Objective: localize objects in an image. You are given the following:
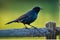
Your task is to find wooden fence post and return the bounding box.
[46,22,56,39]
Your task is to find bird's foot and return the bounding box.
[32,26,37,29]
[32,26,41,34]
[24,27,29,29]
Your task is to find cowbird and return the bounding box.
[5,7,42,28]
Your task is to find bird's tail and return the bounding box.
[5,20,15,25]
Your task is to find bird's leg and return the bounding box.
[29,24,37,29]
[24,24,28,29]
[29,24,42,36]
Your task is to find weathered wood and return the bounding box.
[0,22,60,40]
[56,27,60,39]
[0,28,50,37]
[46,22,56,39]
[55,27,60,35]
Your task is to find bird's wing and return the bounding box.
[16,10,34,22]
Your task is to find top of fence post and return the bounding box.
[46,22,56,31]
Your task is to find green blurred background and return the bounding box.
[0,0,59,30]
[0,0,60,40]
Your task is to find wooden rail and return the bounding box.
[0,22,60,40]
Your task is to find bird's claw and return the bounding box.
[24,27,29,29]
[32,26,37,29]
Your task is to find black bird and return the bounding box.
[5,7,42,28]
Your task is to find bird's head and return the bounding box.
[33,7,42,13]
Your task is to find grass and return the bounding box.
[0,37,46,40]
[0,36,60,40]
